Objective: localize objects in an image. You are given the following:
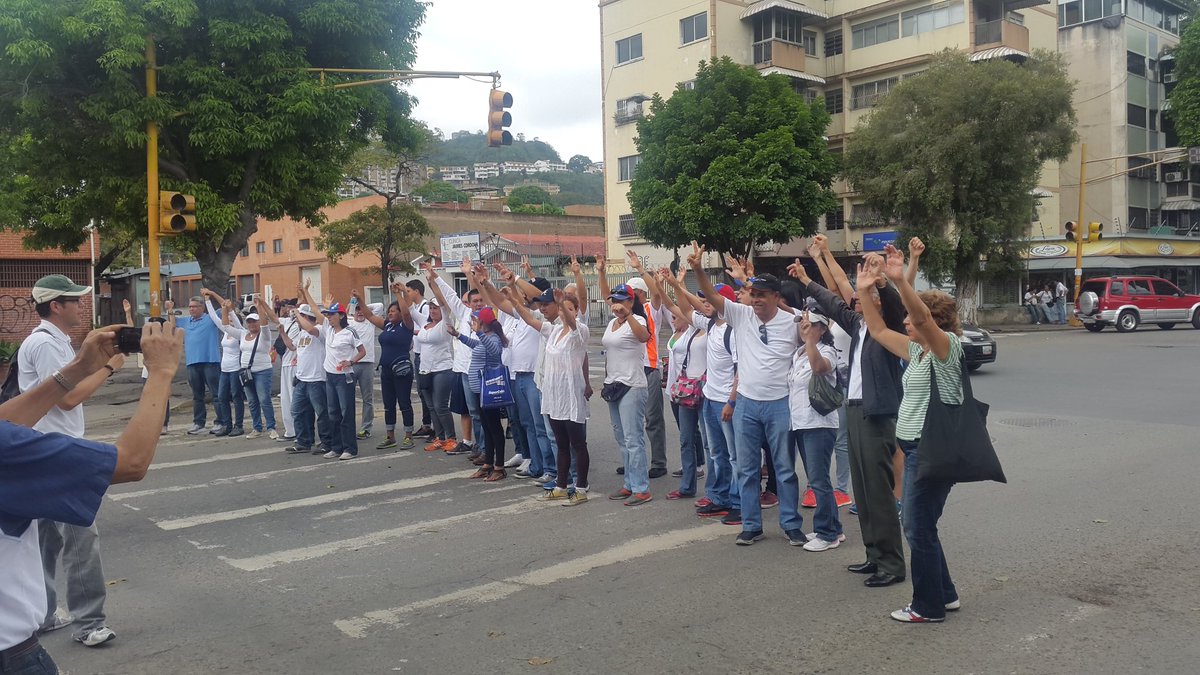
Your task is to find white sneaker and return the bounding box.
[802,536,841,552]
[186,424,205,435]
[504,453,524,468]
[323,451,339,459]
[268,429,279,440]
[39,611,73,634]
[518,459,531,473]
[804,532,848,543]
[75,626,116,647]
[246,430,261,439]
[535,473,554,482]
[945,599,961,611]
[338,452,355,460]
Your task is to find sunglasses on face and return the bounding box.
[758,324,768,345]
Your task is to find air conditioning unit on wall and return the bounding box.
[1165,171,1186,183]
[1163,72,1178,84]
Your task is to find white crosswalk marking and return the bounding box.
[154,469,475,530]
[150,447,283,470]
[333,524,727,638]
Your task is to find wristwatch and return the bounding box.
[103,364,116,375]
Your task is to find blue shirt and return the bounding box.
[378,321,414,368]
[183,305,223,365]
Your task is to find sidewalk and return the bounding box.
[981,322,1079,333]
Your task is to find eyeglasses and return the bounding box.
[758,324,768,345]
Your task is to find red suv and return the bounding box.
[1075,276,1200,332]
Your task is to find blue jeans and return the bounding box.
[795,428,842,542]
[325,375,358,455]
[292,379,331,451]
[701,397,739,509]
[514,373,553,473]
[0,643,58,674]
[217,370,245,430]
[243,369,276,432]
[187,362,220,427]
[899,439,958,619]
[733,396,801,534]
[671,402,704,495]
[461,373,485,452]
[608,386,649,494]
[506,380,529,460]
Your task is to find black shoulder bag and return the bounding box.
[915,357,1006,484]
[239,330,262,385]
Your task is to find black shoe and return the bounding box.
[734,530,765,546]
[648,467,667,479]
[720,509,742,526]
[864,572,906,588]
[284,446,308,454]
[847,561,878,574]
[696,503,729,518]
[505,426,513,439]
[671,468,684,477]
[310,447,326,455]
[228,427,244,437]
[616,466,625,475]
[414,426,435,439]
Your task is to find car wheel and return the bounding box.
[1193,308,1200,329]
[1158,323,1176,330]
[1116,310,1139,333]
[1084,323,1105,333]
[967,363,982,372]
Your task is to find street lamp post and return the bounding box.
[146,38,162,318]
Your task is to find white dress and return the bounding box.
[538,321,589,424]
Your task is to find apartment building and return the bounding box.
[474,162,501,180]
[600,0,1061,271]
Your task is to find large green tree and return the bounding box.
[412,181,469,204]
[1167,17,1200,145]
[842,50,1076,321]
[627,57,838,259]
[0,0,426,290]
[316,204,433,293]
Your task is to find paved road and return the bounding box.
[45,328,1200,674]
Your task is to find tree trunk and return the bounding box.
[93,244,130,278]
[196,208,259,298]
[955,275,980,326]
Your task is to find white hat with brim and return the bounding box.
[245,313,260,322]
[298,303,317,318]
[32,274,91,304]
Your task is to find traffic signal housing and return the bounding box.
[1064,221,1077,242]
[159,191,196,235]
[487,89,513,148]
[1087,222,1103,242]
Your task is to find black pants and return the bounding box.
[549,419,588,490]
[481,407,505,466]
[762,441,778,494]
[379,362,414,431]
[415,353,431,426]
[846,406,905,577]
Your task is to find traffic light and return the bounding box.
[1064,221,1077,242]
[1087,222,1103,242]
[159,191,196,235]
[487,89,513,148]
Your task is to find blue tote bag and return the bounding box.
[479,365,514,409]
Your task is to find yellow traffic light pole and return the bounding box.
[146,38,162,318]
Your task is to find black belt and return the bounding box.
[0,635,40,663]
[846,399,863,406]
[644,366,658,374]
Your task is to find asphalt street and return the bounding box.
[43,327,1200,675]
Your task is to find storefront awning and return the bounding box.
[1027,255,1200,270]
[741,0,828,20]
[1161,199,1200,211]
[970,47,1029,62]
[758,66,826,84]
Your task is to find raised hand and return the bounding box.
[324,294,334,309]
[569,255,581,274]
[553,288,565,305]
[122,298,132,314]
[420,261,436,281]
[460,259,472,277]
[813,234,829,252]
[856,258,882,291]
[625,249,643,273]
[351,289,361,301]
[675,265,688,285]
[787,258,811,283]
[882,244,905,282]
[296,281,305,294]
[686,241,704,269]
[740,256,756,278]
[389,281,404,296]
[799,311,818,344]
[908,236,926,258]
[725,256,748,284]
[596,254,606,272]
[520,256,534,278]
[304,278,312,290]
[655,267,671,284]
[806,240,822,259]
[499,286,514,299]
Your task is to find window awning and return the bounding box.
[1161,199,1200,211]
[741,0,828,20]
[970,47,1029,62]
[1003,0,1051,11]
[758,66,826,85]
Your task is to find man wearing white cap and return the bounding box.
[18,274,124,647]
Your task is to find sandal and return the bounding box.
[485,468,507,482]
[468,466,491,479]
[472,456,488,466]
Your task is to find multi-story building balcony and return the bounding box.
[973,18,1029,57]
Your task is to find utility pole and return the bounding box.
[1069,143,1086,327]
[146,38,161,318]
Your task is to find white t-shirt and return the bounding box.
[720,302,800,402]
[293,325,326,382]
[501,309,541,373]
[692,312,737,401]
[788,342,840,430]
[223,326,274,372]
[0,525,45,650]
[436,278,475,374]
[602,314,648,388]
[279,317,301,368]
[16,321,83,437]
[847,325,867,400]
[665,325,708,395]
[414,320,453,372]
[538,321,589,423]
[321,324,364,374]
[410,300,430,354]
[347,317,378,364]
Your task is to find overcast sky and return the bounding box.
[406,0,604,162]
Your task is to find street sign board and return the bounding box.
[1189,146,1200,165]
[439,232,481,265]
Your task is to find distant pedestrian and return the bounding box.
[1054,280,1070,324]
[1037,284,1055,324]
[181,293,223,434]
[1023,285,1043,325]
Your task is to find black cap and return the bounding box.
[530,277,552,292]
[748,274,782,294]
[533,289,555,305]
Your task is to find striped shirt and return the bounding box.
[896,333,965,442]
[457,332,503,393]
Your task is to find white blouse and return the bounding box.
[538,321,589,424]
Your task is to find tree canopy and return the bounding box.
[0,0,426,290]
[317,204,433,292]
[412,181,469,204]
[1167,18,1200,146]
[507,185,554,208]
[842,50,1076,319]
[567,154,592,172]
[627,57,838,258]
[428,130,561,167]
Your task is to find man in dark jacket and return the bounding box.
[789,254,908,588]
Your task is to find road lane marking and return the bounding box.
[221,498,546,572]
[110,452,414,501]
[149,447,282,470]
[333,523,727,638]
[312,490,443,520]
[154,469,474,530]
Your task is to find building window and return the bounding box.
[825,30,843,56]
[615,97,643,125]
[901,1,965,37]
[680,79,696,91]
[255,241,265,254]
[1128,103,1147,128]
[1128,51,1146,77]
[680,12,707,45]
[851,14,899,50]
[272,239,283,254]
[802,29,818,57]
[616,34,643,65]
[825,90,844,114]
[1059,0,1123,27]
[851,77,898,110]
[240,245,249,257]
[298,239,311,251]
[825,207,846,231]
[617,155,641,182]
[618,214,638,238]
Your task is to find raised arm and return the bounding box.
[255,296,280,326]
[596,253,610,301]
[294,309,320,337]
[906,236,925,287]
[806,238,843,303]
[656,268,689,324]
[570,255,588,313]
[122,298,135,325]
[791,258,862,335]
[798,312,833,375]
[884,243,949,360]
[352,289,387,329]
[425,263,465,321]
[814,236,855,306]
[503,286,545,332]
[477,267,516,315]
[687,241,724,315]
[856,255,911,360]
[389,282,414,330]
[295,278,315,310]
